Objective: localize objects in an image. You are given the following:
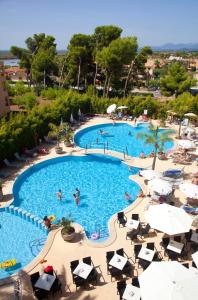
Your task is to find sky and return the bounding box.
[0,0,197,50]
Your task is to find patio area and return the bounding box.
[0,116,198,300]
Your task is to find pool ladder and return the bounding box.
[85,141,129,160]
[4,205,47,232]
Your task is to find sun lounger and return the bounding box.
[22,148,38,157]
[181,205,198,214]
[0,171,11,178]
[44,136,56,145]
[14,152,28,162]
[163,169,184,178]
[3,159,20,168]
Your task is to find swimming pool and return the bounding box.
[74,123,174,157]
[0,210,46,279]
[13,154,140,241]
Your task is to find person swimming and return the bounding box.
[98,129,108,135]
[128,131,132,136]
[57,189,62,200]
[139,151,145,159]
[43,216,51,229]
[73,193,80,206]
[124,192,131,201]
[75,188,80,197]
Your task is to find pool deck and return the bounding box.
[1,116,198,299]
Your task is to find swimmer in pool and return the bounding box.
[57,189,62,200]
[73,194,80,206]
[124,192,131,201]
[98,129,108,135]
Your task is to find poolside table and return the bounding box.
[73,262,93,279]
[35,274,56,291]
[191,232,198,243]
[189,266,198,276]
[109,253,127,270]
[126,219,140,230]
[192,251,198,268]
[167,240,184,254]
[138,247,155,262]
[123,284,141,300]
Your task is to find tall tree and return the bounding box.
[67,34,93,90]
[160,62,196,97]
[123,46,152,97]
[137,123,173,170]
[96,37,138,97]
[93,25,122,93]
[11,33,57,86]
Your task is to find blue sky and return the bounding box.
[0,0,197,49]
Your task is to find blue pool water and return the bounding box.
[13,154,140,241]
[0,210,46,279]
[74,123,174,157]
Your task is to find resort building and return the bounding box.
[0,62,10,116]
[4,66,27,82]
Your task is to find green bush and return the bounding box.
[0,88,197,162]
[12,92,37,109]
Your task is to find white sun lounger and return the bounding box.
[3,159,20,168]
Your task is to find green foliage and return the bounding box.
[0,87,197,163]
[169,92,198,117]
[7,81,31,96]
[137,123,174,169]
[40,87,58,99]
[59,217,75,235]
[94,25,123,50]
[11,33,57,86]
[160,62,196,96]
[12,92,37,109]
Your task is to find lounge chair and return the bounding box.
[51,278,62,297]
[14,152,28,162]
[181,205,198,215]
[132,277,140,288]
[0,171,11,178]
[44,136,57,145]
[117,212,127,227]
[22,148,38,157]
[163,168,184,178]
[3,159,20,168]
[117,280,126,300]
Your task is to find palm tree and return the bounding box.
[137,123,174,170]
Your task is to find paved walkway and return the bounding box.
[0,117,198,299]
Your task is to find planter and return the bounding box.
[61,228,75,241]
[64,141,72,147]
[55,146,63,154]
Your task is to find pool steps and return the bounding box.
[5,205,47,232]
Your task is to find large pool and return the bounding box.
[13,154,140,241]
[74,123,174,157]
[0,210,46,279]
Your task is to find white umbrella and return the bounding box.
[192,250,198,268]
[148,178,172,195]
[107,104,116,114]
[184,113,197,118]
[139,261,198,300]
[178,140,195,149]
[78,108,81,116]
[117,105,128,110]
[70,113,74,123]
[145,203,192,235]
[179,183,198,199]
[140,169,162,181]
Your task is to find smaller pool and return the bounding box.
[0,210,47,279]
[74,122,174,157]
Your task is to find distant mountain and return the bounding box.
[152,43,198,52]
